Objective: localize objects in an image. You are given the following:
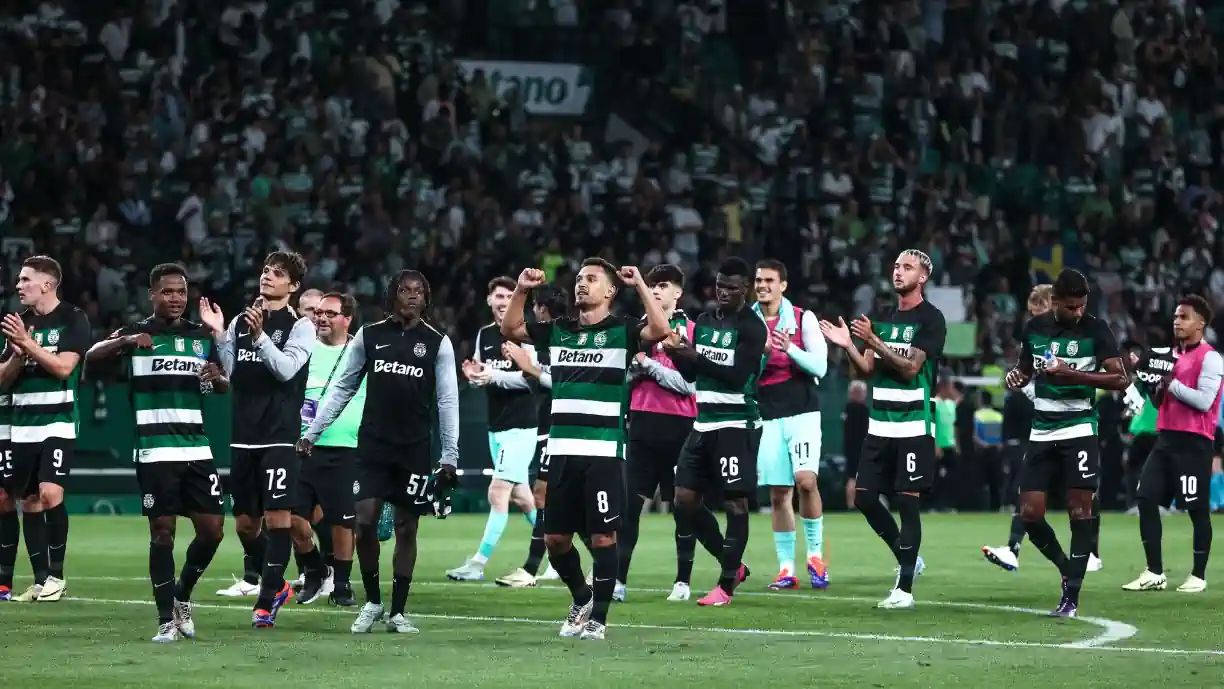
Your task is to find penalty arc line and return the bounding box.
[59,596,1218,656]
[69,576,1136,649]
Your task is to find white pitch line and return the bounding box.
[52,597,1221,656]
[65,576,1135,649]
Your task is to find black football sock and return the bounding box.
[617,495,645,584]
[360,567,381,605]
[894,494,923,593]
[0,510,18,588]
[856,492,901,561]
[22,511,48,585]
[293,549,308,579]
[549,542,591,605]
[238,529,266,586]
[333,556,353,586]
[356,529,381,604]
[1090,493,1101,558]
[1064,517,1094,604]
[44,503,68,579]
[590,544,617,624]
[1138,498,1163,574]
[149,539,176,625]
[673,508,697,584]
[254,528,290,611]
[299,546,326,586]
[522,507,547,576]
[1007,513,1026,555]
[390,575,412,617]
[1023,516,1068,575]
[176,535,221,603]
[313,521,334,564]
[693,504,726,558]
[716,510,749,593]
[1189,507,1212,579]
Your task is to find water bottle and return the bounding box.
[199,351,214,395]
[1041,350,1054,372]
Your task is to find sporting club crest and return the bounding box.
[413,342,427,358]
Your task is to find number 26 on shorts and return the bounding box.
[720,456,740,478]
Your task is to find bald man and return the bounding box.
[299,290,324,320]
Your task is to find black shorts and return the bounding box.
[533,434,551,482]
[1137,431,1214,509]
[544,455,626,536]
[1020,435,1099,493]
[230,445,301,516]
[627,417,692,502]
[7,438,74,499]
[675,426,761,498]
[138,460,225,518]
[295,446,357,527]
[855,434,936,494]
[355,441,433,515]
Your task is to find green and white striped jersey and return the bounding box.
[1019,312,1120,442]
[9,303,90,445]
[866,301,946,439]
[686,307,768,432]
[527,315,644,460]
[116,318,220,463]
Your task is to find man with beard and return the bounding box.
[668,257,768,607]
[1004,269,1128,617]
[500,259,671,640]
[982,285,1101,573]
[300,270,460,634]
[85,263,228,641]
[619,264,733,602]
[820,249,946,610]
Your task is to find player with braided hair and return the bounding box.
[300,269,459,634]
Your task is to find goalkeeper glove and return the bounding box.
[376,501,395,542]
[425,466,459,519]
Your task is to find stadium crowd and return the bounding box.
[3,0,1224,512]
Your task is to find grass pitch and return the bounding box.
[0,513,1220,688]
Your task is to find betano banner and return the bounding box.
[456,60,593,116]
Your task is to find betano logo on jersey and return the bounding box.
[373,359,424,377]
[236,349,263,363]
[150,358,204,374]
[556,349,604,365]
[486,358,515,370]
[696,345,731,363]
